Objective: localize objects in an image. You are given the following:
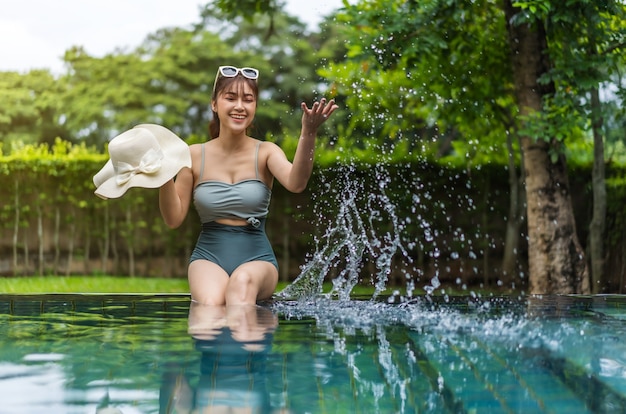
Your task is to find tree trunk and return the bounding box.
[84,228,91,275]
[66,208,75,276]
[482,178,490,287]
[36,200,44,275]
[620,230,626,294]
[12,179,19,276]
[53,205,60,276]
[503,0,589,294]
[501,131,524,282]
[589,86,606,293]
[101,204,110,273]
[281,195,290,282]
[23,232,30,273]
[126,205,135,277]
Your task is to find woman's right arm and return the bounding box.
[159,166,194,229]
[160,144,201,228]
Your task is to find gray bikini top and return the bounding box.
[193,142,271,227]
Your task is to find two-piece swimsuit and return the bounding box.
[189,141,278,275]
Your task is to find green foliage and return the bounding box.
[517,93,589,163]
[1,0,625,167]
[512,0,551,16]
[319,0,517,168]
[212,0,284,21]
[44,4,339,150]
[318,0,626,170]
[514,0,626,157]
[0,276,189,293]
[0,70,67,146]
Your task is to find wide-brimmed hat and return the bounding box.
[93,124,191,199]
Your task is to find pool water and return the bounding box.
[1,294,626,413]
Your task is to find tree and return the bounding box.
[61,47,158,147]
[0,70,67,146]
[514,0,626,292]
[502,1,589,293]
[315,0,618,293]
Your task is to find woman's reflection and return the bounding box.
[161,303,278,413]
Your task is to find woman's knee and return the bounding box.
[230,268,254,286]
[225,262,278,304]
[230,264,277,289]
[188,260,229,305]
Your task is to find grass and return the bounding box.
[0,276,387,297]
[0,276,303,295]
[0,276,190,294]
[0,276,509,297]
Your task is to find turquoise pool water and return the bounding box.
[1,293,626,413]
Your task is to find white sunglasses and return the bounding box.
[217,66,259,80]
[213,66,259,91]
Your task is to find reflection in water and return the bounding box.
[160,303,278,414]
[4,295,626,412]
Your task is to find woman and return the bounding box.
[159,66,338,306]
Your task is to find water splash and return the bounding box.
[276,153,483,301]
[277,164,409,300]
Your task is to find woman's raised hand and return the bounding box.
[301,98,339,134]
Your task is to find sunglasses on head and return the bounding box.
[217,66,259,80]
[213,66,259,92]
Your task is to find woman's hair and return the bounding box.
[209,75,259,139]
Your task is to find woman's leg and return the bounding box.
[225,261,279,306]
[188,260,230,305]
[187,302,227,339]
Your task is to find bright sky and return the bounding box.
[0,0,345,74]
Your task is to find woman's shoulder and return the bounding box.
[257,140,285,158]
[187,143,201,157]
[257,139,281,151]
[257,140,287,167]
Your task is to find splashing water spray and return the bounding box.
[277,164,411,301]
[275,151,481,302]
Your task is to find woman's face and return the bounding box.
[212,78,257,134]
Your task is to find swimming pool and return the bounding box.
[1,293,625,413]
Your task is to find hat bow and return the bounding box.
[114,148,164,186]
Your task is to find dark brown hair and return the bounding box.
[209,75,259,139]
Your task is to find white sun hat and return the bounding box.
[93,124,191,199]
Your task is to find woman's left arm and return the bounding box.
[268,98,338,193]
